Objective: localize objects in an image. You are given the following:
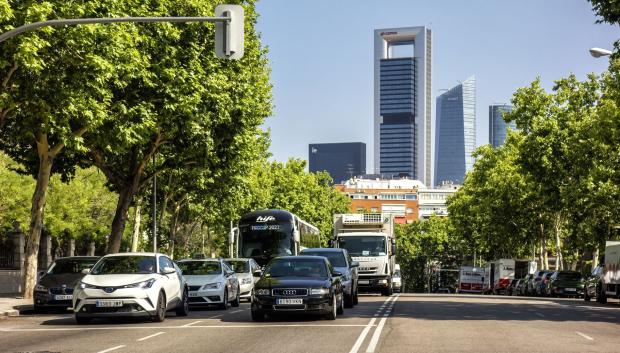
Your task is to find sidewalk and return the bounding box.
[0,294,32,318]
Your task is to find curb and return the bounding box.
[0,304,32,319]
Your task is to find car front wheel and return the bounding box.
[176,288,189,316]
[219,289,228,310]
[153,292,166,322]
[251,309,264,322]
[324,295,337,320]
[231,286,240,307]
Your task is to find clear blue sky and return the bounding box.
[255,0,617,170]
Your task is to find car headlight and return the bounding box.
[34,284,47,292]
[79,281,96,289]
[379,279,388,284]
[203,282,221,290]
[310,288,330,295]
[241,278,252,285]
[123,278,156,289]
[255,288,270,296]
[341,274,350,281]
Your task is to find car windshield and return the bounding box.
[301,251,347,267]
[339,236,386,256]
[265,259,327,278]
[90,256,156,275]
[178,261,221,275]
[394,270,401,278]
[48,259,98,274]
[225,260,250,273]
[556,272,582,280]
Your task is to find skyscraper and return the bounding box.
[434,76,476,186]
[308,143,366,184]
[489,104,515,148]
[374,27,432,185]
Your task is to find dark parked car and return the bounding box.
[251,256,344,321]
[517,275,532,296]
[536,272,554,296]
[33,256,99,312]
[530,270,552,296]
[506,279,520,296]
[300,248,359,308]
[584,266,604,302]
[546,271,584,297]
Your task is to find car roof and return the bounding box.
[273,255,327,261]
[224,258,251,261]
[301,248,344,253]
[178,258,221,262]
[54,256,99,261]
[102,252,163,257]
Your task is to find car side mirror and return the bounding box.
[350,261,359,268]
[253,270,263,277]
[226,270,235,277]
[332,271,343,277]
[162,266,176,275]
[391,244,397,255]
[81,268,90,275]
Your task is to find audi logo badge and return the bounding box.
[282,290,296,295]
[103,287,115,293]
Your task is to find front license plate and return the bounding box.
[358,280,369,285]
[565,288,576,292]
[188,292,201,297]
[96,300,123,308]
[277,298,303,305]
[54,295,72,300]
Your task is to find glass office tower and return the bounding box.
[374,27,432,184]
[434,76,476,186]
[489,104,515,148]
[308,142,366,184]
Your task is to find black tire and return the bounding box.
[337,294,344,315]
[219,289,229,310]
[324,295,337,320]
[251,309,264,322]
[176,288,189,316]
[344,293,354,309]
[596,284,607,304]
[153,292,166,322]
[75,313,91,324]
[353,289,359,305]
[584,290,591,302]
[231,287,240,308]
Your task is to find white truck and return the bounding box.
[458,266,484,293]
[483,259,533,294]
[599,241,620,303]
[332,213,396,296]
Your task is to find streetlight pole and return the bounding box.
[152,153,157,254]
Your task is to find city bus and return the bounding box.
[229,209,321,267]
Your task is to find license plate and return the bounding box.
[565,288,576,291]
[277,298,303,305]
[54,295,72,300]
[96,300,123,308]
[358,280,369,285]
[189,292,201,297]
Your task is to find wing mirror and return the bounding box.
[253,270,263,277]
[162,266,176,275]
[81,268,90,275]
[350,261,359,268]
[226,270,235,277]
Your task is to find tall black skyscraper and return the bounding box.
[308,143,366,184]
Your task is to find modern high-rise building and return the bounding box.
[308,142,366,184]
[434,76,476,186]
[374,26,432,186]
[489,104,515,148]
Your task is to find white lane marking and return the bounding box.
[348,318,377,353]
[0,324,372,332]
[535,312,545,317]
[366,295,399,353]
[207,314,224,319]
[137,331,165,341]
[349,295,398,353]
[182,320,202,327]
[97,345,126,353]
[231,310,244,314]
[576,331,594,341]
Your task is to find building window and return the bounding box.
[406,208,413,214]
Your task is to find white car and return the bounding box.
[177,258,240,309]
[225,258,261,301]
[73,253,189,324]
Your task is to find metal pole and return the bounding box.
[152,153,157,253]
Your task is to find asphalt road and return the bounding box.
[0,294,619,353]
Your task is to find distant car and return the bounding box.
[178,258,240,309]
[546,271,584,297]
[517,275,532,296]
[73,253,189,324]
[536,272,554,296]
[506,279,520,296]
[300,248,359,307]
[584,266,604,302]
[530,270,551,296]
[33,256,99,313]
[225,258,261,302]
[392,265,402,293]
[251,256,344,321]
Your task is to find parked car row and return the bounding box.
[504,270,585,298]
[33,247,360,323]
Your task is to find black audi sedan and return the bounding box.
[33,256,99,312]
[251,256,344,321]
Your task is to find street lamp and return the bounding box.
[589,47,613,58]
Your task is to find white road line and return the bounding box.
[97,345,126,353]
[576,331,594,341]
[348,318,377,353]
[366,295,399,353]
[0,324,372,332]
[208,314,224,319]
[231,310,244,313]
[535,312,545,317]
[182,320,203,327]
[137,331,165,341]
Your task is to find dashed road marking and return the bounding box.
[576,331,594,341]
[231,310,244,314]
[0,324,372,333]
[137,331,165,341]
[182,321,202,327]
[97,345,126,353]
[349,295,399,353]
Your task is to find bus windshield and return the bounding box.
[339,236,386,256]
[239,222,294,266]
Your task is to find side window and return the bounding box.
[158,256,167,272]
[326,260,334,275]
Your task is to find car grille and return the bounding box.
[49,287,74,295]
[189,285,202,291]
[272,288,308,296]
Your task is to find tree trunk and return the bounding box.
[593,248,599,269]
[553,213,563,270]
[22,152,53,299]
[108,180,140,253]
[131,197,142,252]
[538,223,547,270]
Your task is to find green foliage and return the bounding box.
[589,0,620,25]
[0,152,34,231]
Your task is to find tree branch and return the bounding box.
[49,125,88,157]
[90,149,125,186]
[2,62,18,89]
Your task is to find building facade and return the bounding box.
[374,27,432,186]
[434,76,476,186]
[418,182,459,219]
[309,143,366,184]
[489,104,515,148]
